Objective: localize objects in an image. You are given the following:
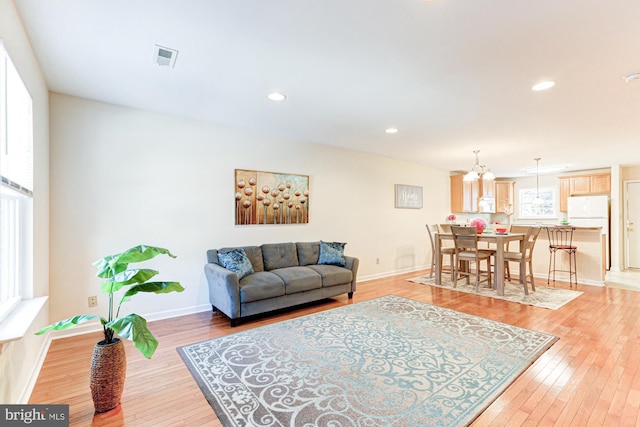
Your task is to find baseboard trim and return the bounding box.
[19,335,52,404]
[46,304,213,340]
[24,303,213,403]
[358,265,429,283]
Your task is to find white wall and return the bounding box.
[49,93,449,327]
[0,0,50,403]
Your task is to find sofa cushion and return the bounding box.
[271,267,322,294]
[218,246,264,272]
[318,241,347,267]
[217,248,254,280]
[296,242,320,266]
[307,265,353,287]
[262,242,299,270]
[239,271,285,303]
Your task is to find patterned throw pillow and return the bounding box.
[218,248,254,280]
[318,241,346,267]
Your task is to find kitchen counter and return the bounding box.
[527,226,606,285]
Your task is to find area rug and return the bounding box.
[177,295,558,426]
[408,275,582,310]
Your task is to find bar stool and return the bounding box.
[546,226,578,288]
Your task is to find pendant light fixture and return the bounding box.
[463,150,494,182]
[463,150,481,181]
[481,165,495,181]
[533,157,544,205]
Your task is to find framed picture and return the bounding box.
[395,184,423,209]
[235,169,310,225]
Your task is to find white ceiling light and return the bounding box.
[463,150,493,182]
[153,45,178,68]
[267,92,286,102]
[531,81,556,91]
[385,127,398,134]
[482,168,495,180]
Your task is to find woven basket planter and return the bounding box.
[90,338,126,413]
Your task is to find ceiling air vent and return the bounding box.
[153,45,178,68]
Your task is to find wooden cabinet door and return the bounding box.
[481,179,495,199]
[450,175,478,213]
[559,177,570,212]
[568,173,611,196]
[464,179,479,212]
[590,174,611,193]
[570,176,591,195]
[495,181,514,213]
[450,175,464,213]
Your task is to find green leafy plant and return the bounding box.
[36,245,184,359]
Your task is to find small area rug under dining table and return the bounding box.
[178,295,558,427]
[408,274,582,310]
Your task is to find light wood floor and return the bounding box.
[30,270,640,426]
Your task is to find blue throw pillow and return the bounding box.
[318,241,346,267]
[218,248,254,280]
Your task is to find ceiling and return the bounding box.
[13,0,640,178]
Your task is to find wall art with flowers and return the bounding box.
[235,169,309,225]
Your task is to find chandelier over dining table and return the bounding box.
[463,150,495,182]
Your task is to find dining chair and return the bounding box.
[426,224,455,280]
[450,226,493,291]
[443,222,495,260]
[546,226,578,288]
[503,226,541,295]
[439,223,452,233]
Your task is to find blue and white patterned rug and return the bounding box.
[178,295,558,426]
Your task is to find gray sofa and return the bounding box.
[205,241,359,326]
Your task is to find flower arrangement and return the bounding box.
[447,214,457,223]
[469,217,487,234]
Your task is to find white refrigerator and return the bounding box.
[567,195,610,268]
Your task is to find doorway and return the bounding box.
[625,180,640,269]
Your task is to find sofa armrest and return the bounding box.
[204,263,241,320]
[344,256,359,292]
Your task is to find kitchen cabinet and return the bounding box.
[450,175,496,213]
[558,172,610,212]
[560,173,611,196]
[570,176,591,195]
[589,174,611,193]
[450,174,478,213]
[495,181,514,213]
[481,179,495,199]
[568,173,610,195]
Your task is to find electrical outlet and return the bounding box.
[88,296,98,308]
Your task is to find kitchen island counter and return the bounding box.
[522,226,607,285]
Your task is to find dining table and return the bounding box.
[434,231,525,296]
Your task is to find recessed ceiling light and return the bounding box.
[385,127,399,134]
[532,81,556,91]
[267,92,286,102]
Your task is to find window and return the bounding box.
[519,187,555,218]
[0,41,33,323]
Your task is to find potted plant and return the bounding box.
[36,244,184,412]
